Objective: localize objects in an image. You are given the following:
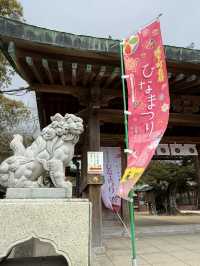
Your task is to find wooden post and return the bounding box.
[87,107,103,248]
[35,92,44,129]
[79,86,103,248]
[81,126,89,199]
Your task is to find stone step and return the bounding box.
[103,222,200,238]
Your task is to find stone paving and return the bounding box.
[93,213,200,266]
[95,233,200,266]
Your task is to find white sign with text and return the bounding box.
[87,151,104,174]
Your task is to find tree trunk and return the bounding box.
[194,154,200,209]
[166,183,179,215]
[187,191,192,205]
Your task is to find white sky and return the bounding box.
[9,0,200,107]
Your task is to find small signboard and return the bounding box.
[87,151,103,174]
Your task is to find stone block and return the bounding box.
[6,188,72,199]
[0,199,91,266]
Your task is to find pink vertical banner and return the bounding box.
[119,20,170,199]
[101,147,121,211]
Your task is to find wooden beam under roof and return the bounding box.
[16,45,120,67]
[170,94,200,103]
[72,63,77,86]
[31,83,122,100]
[104,67,120,88]
[95,66,106,83]
[83,64,92,87]
[168,72,173,79]
[185,86,200,95]
[175,73,185,82]
[186,74,197,83]
[169,74,188,90]
[97,109,200,127]
[167,61,200,75]
[173,77,200,92]
[100,134,200,145]
[42,58,54,84]
[26,56,43,84]
[57,61,65,86]
[170,113,200,126]
[162,136,200,144]
[7,42,32,83]
[170,73,185,86]
[32,81,200,108]
[32,83,81,97]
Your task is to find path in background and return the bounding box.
[103,212,200,238]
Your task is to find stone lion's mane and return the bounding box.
[42,113,83,142]
[24,113,84,160]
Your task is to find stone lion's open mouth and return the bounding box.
[62,133,79,142]
[63,133,74,139]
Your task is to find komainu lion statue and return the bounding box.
[0,113,84,189]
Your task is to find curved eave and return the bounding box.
[0,16,120,54]
[0,16,200,64]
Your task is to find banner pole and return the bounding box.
[119,41,128,150]
[119,41,137,266]
[128,189,137,266]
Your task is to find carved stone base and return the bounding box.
[0,199,91,266]
[6,187,72,199]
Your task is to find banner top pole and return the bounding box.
[125,13,164,40]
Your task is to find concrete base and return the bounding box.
[6,187,72,199]
[0,199,91,266]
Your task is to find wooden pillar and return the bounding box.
[80,86,103,248]
[88,107,103,248]
[81,126,89,199]
[35,92,44,129]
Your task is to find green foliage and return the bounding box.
[0,0,23,89]
[0,94,30,127]
[0,94,30,153]
[142,159,196,191]
[0,0,23,19]
[0,53,14,89]
[141,160,196,214]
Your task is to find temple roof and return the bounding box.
[0,16,200,98]
[0,16,200,145]
[0,16,200,64]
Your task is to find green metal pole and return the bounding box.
[119,41,128,150]
[119,40,137,266]
[128,189,137,266]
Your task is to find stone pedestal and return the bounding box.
[6,187,72,199]
[0,199,91,266]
